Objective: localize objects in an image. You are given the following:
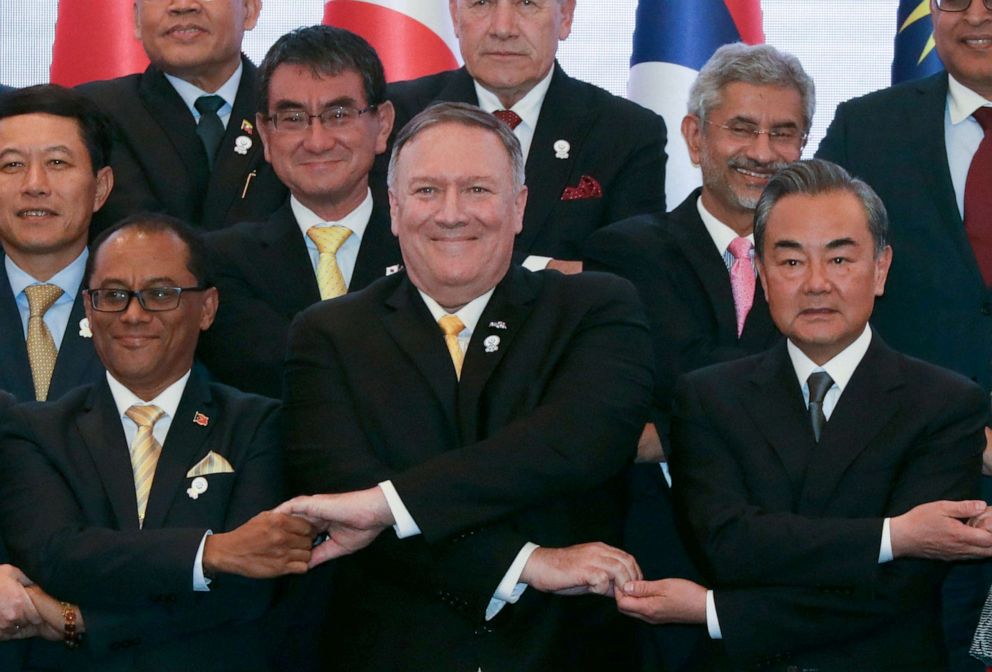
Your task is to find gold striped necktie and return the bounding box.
[24,283,64,401]
[438,315,466,380]
[307,225,352,300]
[125,404,165,528]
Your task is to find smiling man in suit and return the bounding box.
[198,25,401,398]
[78,0,286,236]
[383,0,666,273]
[0,214,313,671]
[0,85,112,402]
[277,102,652,671]
[616,160,991,670]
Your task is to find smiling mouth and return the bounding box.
[165,25,207,38]
[17,208,58,218]
[961,37,992,48]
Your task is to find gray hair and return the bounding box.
[688,42,815,133]
[387,101,525,190]
[753,159,889,259]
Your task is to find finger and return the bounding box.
[272,497,307,515]
[6,567,31,586]
[941,500,988,518]
[309,539,353,567]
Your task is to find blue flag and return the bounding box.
[892,0,944,84]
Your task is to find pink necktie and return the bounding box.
[965,107,992,286]
[728,237,755,337]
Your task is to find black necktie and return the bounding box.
[807,371,834,443]
[194,95,225,167]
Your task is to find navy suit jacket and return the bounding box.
[78,57,287,235]
[197,199,402,398]
[383,63,667,261]
[0,257,103,402]
[0,373,282,671]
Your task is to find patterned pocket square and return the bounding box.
[186,451,235,478]
[560,175,603,201]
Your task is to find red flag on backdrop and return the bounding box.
[50,0,149,87]
[323,0,460,83]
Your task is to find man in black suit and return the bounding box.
[78,0,286,236]
[816,3,992,667]
[383,0,666,273]
[616,160,991,670]
[0,214,313,671]
[276,102,652,671]
[584,42,812,671]
[0,86,13,95]
[0,85,111,402]
[198,25,401,398]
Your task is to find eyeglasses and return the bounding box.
[85,286,209,313]
[704,119,808,147]
[935,0,992,10]
[264,105,378,132]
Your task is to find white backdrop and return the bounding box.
[0,0,903,154]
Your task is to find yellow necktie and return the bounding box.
[125,404,165,528]
[24,284,64,401]
[438,315,465,380]
[307,225,353,300]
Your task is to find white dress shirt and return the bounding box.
[106,370,213,591]
[6,248,87,349]
[291,190,373,289]
[165,62,242,130]
[946,74,992,220]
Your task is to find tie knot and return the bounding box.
[975,107,992,132]
[307,225,352,255]
[126,404,165,428]
[727,237,753,261]
[807,371,834,405]
[493,109,522,130]
[195,95,225,116]
[24,284,63,317]
[438,314,465,338]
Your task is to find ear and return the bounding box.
[755,256,770,302]
[448,0,461,38]
[558,0,577,40]
[374,101,396,156]
[133,2,143,41]
[681,114,703,167]
[256,112,272,163]
[242,0,262,31]
[389,189,400,237]
[92,166,114,214]
[512,185,527,235]
[198,287,219,331]
[873,245,893,297]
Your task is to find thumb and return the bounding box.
[621,580,656,597]
[941,500,987,518]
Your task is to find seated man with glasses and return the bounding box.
[817,1,992,668]
[0,213,314,672]
[198,25,401,399]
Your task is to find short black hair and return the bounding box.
[85,212,213,288]
[257,25,387,114]
[0,84,113,172]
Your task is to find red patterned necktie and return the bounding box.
[965,107,992,286]
[493,109,522,130]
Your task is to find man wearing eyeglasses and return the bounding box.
[0,213,314,671]
[817,1,992,668]
[78,0,287,237]
[197,25,401,399]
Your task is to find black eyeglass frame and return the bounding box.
[263,105,379,131]
[84,286,210,313]
[934,0,992,11]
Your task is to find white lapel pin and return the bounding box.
[234,136,252,155]
[553,139,570,160]
[385,264,402,276]
[488,320,507,330]
[187,476,209,500]
[484,335,500,353]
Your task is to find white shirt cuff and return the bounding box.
[485,542,539,621]
[193,530,213,591]
[378,480,422,538]
[878,517,893,563]
[522,255,552,271]
[705,590,722,639]
[659,462,672,488]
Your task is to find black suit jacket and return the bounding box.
[283,266,652,672]
[0,85,13,95]
[197,199,402,398]
[384,63,667,260]
[0,258,104,402]
[0,390,24,672]
[0,373,282,671]
[78,56,287,235]
[816,72,992,394]
[670,336,986,670]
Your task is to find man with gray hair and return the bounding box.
[584,42,813,669]
[617,159,991,670]
[277,101,653,671]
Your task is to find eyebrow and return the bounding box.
[272,96,359,111]
[0,145,74,158]
[825,237,857,250]
[95,276,181,287]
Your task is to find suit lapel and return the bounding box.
[382,278,458,427]
[256,202,321,312]
[49,292,102,399]
[77,381,142,530]
[435,67,481,104]
[799,337,903,513]
[0,263,34,400]
[457,267,536,442]
[351,203,401,290]
[143,373,215,529]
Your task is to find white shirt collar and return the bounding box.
[697,195,754,256]
[947,73,992,125]
[165,62,242,120]
[5,248,87,299]
[787,325,872,394]
[473,66,554,131]
[418,287,496,338]
[291,189,373,243]
[107,370,191,422]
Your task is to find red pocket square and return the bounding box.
[560,175,603,201]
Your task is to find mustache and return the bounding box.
[727,156,791,173]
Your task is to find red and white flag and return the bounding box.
[50,0,149,87]
[323,0,461,83]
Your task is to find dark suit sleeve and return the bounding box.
[814,99,849,166]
